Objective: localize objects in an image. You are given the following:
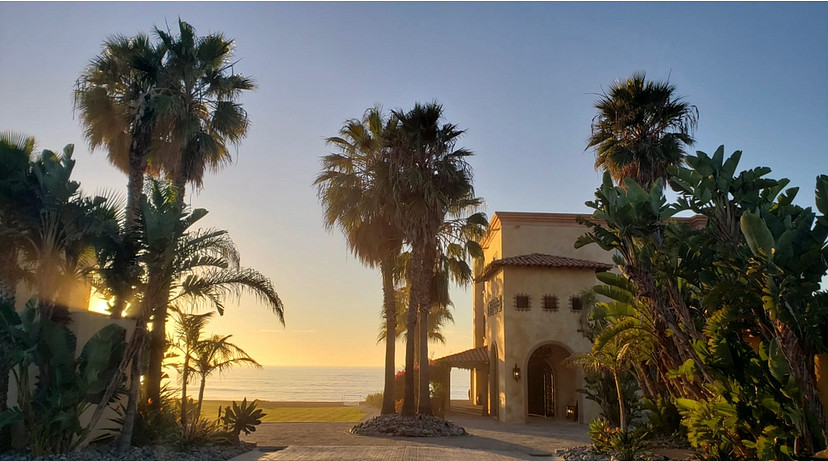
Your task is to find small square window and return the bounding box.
[570,296,583,311]
[542,295,558,311]
[515,295,531,311]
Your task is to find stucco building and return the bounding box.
[436,212,614,424]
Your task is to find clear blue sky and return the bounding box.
[1,2,826,366]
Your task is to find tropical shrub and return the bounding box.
[580,369,641,428]
[0,301,126,455]
[610,427,651,461]
[589,417,650,460]
[364,392,384,409]
[103,384,179,446]
[177,416,224,448]
[221,398,264,445]
[640,395,683,442]
[578,147,828,459]
[589,417,615,454]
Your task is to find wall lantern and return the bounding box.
[512,363,521,382]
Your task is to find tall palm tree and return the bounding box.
[386,102,479,416]
[140,21,255,410]
[152,19,255,201]
[315,107,404,415]
[587,71,698,188]
[75,32,164,238]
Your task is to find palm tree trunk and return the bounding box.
[173,173,187,205]
[196,375,207,419]
[124,99,152,234]
[118,336,144,452]
[417,306,431,416]
[146,276,172,412]
[181,355,190,428]
[414,318,420,409]
[401,245,426,417]
[147,174,189,410]
[415,243,436,416]
[380,258,397,415]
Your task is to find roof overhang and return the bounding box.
[475,253,613,283]
[433,346,489,370]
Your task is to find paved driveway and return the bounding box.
[233,406,589,460]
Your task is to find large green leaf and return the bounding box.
[740,211,774,257]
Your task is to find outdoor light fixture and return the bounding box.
[512,363,521,381]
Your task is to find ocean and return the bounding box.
[175,366,471,403]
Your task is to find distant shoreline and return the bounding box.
[202,399,353,407]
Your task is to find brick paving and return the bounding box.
[230,401,587,461]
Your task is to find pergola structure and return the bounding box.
[433,346,489,415]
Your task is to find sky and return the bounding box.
[1,2,826,367]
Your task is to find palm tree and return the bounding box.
[139,179,284,412]
[587,71,698,188]
[382,212,486,369]
[379,285,455,365]
[169,306,214,428]
[0,132,36,307]
[315,107,404,415]
[386,102,479,416]
[75,32,163,238]
[568,339,638,433]
[191,333,260,418]
[152,19,255,201]
[139,21,255,410]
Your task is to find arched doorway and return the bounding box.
[527,343,575,420]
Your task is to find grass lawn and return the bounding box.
[200,400,367,423]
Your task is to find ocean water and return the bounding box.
[176,366,471,402]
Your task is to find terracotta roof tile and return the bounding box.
[433,346,489,369]
[476,253,612,282]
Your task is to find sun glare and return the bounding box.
[87,290,111,315]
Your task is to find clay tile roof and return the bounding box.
[433,346,489,370]
[476,253,612,282]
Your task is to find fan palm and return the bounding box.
[152,19,255,201]
[315,107,404,414]
[385,102,480,415]
[587,71,698,187]
[74,33,164,233]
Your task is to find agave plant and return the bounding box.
[221,398,264,445]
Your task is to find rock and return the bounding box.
[349,414,468,437]
[555,445,610,461]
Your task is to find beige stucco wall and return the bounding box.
[500,266,599,423]
[494,212,614,265]
[473,212,611,424]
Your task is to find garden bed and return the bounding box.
[0,442,255,461]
